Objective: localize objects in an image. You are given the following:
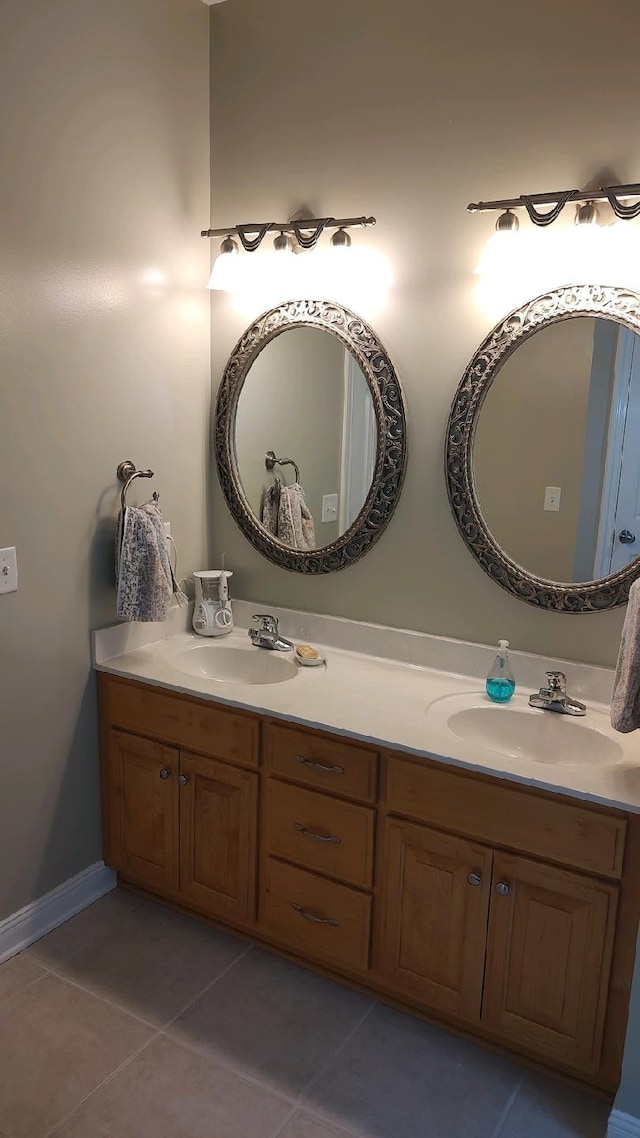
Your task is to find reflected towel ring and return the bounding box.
[265,450,301,484]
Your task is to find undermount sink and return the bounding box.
[168,642,298,685]
[428,694,623,768]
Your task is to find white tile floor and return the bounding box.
[0,888,611,1138]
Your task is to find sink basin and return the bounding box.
[168,643,298,685]
[428,694,623,767]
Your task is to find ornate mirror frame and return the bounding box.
[215,300,407,573]
[445,284,640,612]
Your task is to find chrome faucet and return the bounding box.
[248,614,294,652]
[529,671,586,717]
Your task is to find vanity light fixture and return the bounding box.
[470,180,640,285]
[202,213,376,292]
[468,181,640,227]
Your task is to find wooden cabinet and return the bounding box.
[106,730,179,894]
[379,819,620,1076]
[179,750,258,924]
[101,690,259,927]
[379,819,493,1021]
[482,852,618,1073]
[98,674,639,1094]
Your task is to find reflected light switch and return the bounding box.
[322,494,338,524]
[544,486,562,512]
[0,547,18,594]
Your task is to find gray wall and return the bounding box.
[234,327,345,546]
[0,0,210,921]
[209,0,640,668]
[474,319,595,583]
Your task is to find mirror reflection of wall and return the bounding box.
[234,326,375,551]
[473,316,640,584]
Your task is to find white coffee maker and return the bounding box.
[192,570,234,637]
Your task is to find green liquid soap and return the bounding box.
[486,639,516,703]
[486,676,516,703]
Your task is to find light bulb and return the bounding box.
[206,235,240,291]
[474,210,520,276]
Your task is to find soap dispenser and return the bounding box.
[486,639,515,703]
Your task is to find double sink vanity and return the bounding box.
[94,605,640,1098]
[98,281,640,1099]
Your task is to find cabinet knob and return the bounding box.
[159,767,171,780]
[177,774,189,786]
[495,881,511,896]
[467,871,482,887]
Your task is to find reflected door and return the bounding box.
[597,330,640,575]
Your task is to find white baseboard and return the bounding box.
[0,861,117,964]
[608,1110,640,1138]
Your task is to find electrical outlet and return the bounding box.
[0,547,18,594]
[322,493,338,524]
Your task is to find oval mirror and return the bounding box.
[215,300,407,573]
[446,285,640,611]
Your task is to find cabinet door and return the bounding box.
[483,853,618,1072]
[179,750,259,924]
[379,819,493,1021]
[107,729,179,892]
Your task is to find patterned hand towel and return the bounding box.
[115,501,181,622]
[277,484,316,550]
[611,577,640,732]
[261,481,280,536]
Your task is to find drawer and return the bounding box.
[262,858,372,973]
[386,755,626,879]
[103,677,259,768]
[265,779,375,889]
[265,721,378,802]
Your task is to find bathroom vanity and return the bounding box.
[95,623,640,1097]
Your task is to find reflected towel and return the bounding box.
[611,577,640,732]
[115,501,182,622]
[261,482,280,536]
[277,484,316,550]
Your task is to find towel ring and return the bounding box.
[265,450,300,484]
[116,460,155,511]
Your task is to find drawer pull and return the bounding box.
[296,755,345,775]
[495,881,511,897]
[177,774,190,786]
[467,871,482,887]
[292,902,339,927]
[159,767,171,780]
[294,822,342,845]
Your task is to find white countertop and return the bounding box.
[93,620,640,815]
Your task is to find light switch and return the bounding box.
[0,547,18,594]
[544,486,562,512]
[322,493,338,524]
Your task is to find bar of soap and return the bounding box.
[296,643,319,660]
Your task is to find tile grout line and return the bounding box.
[160,942,254,1031]
[27,892,148,970]
[40,944,256,1137]
[41,1028,163,1138]
[31,937,253,1034]
[159,1023,300,1104]
[489,1074,524,1138]
[267,1000,378,1138]
[0,967,53,1012]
